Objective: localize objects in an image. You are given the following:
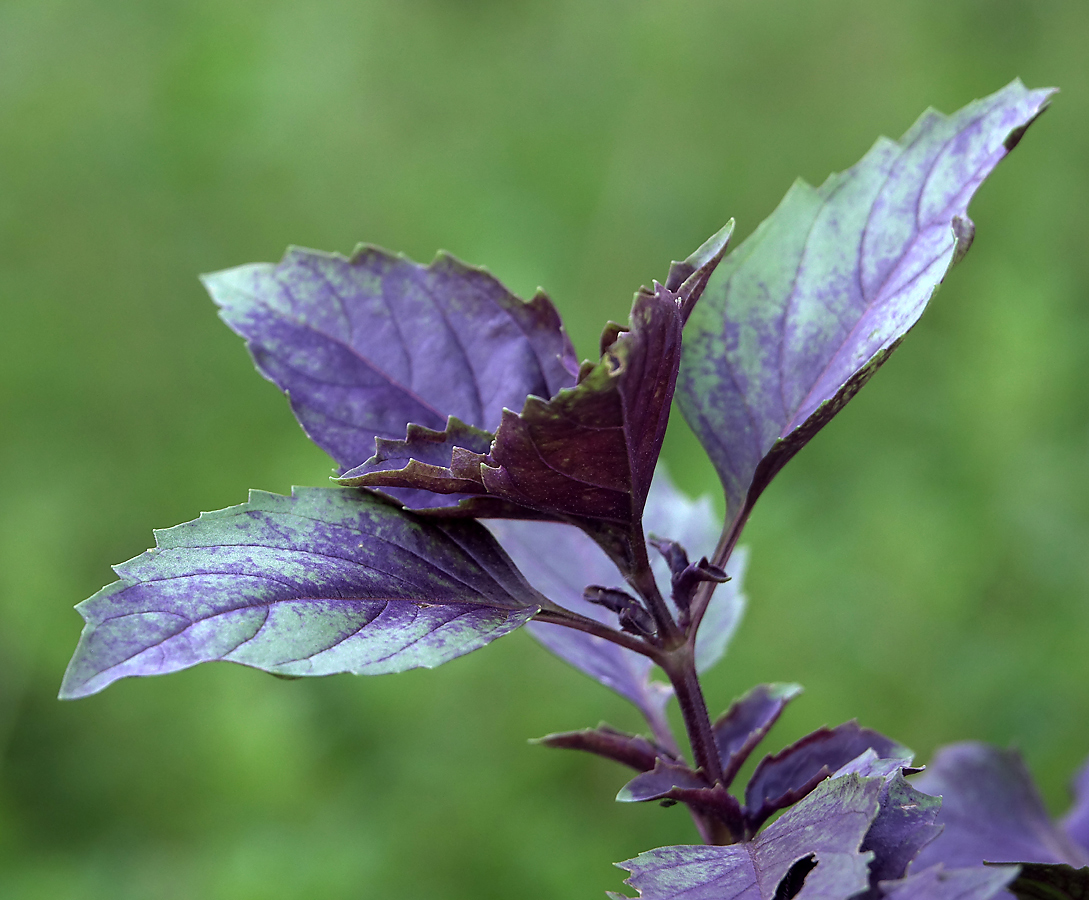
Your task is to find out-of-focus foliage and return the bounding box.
[1,1,1086,898]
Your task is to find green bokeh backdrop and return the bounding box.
[2,1,1087,897]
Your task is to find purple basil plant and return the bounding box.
[61,80,1089,899]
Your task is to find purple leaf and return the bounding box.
[484,516,674,740]
[677,81,1055,539]
[858,769,943,895]
[202,245,577,475]
[713,682,804,785]
[476,283,684,564]
[664,219,736,321]
[613,773,882,899]
[485,468,738,739]
[533,725,673,773]
[1004,862,1089,900]
[912,743,1089,872]
[617,758,713,802]
[881,864,1019,900]
[1063,757,1089,855]
[642,468,746,674]
[60,488,542,699]
[745,722,907,832]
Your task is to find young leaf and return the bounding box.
[534,725,673,773]
[642,468,746,673]
[880,864,1019,900]
[612,773,882,900]
[677,80,1055,541]
[202,245,576,475]
[484,516,674,740]
[744,722,907,832]
[1063,758,1089,855]
[713,682,804,785]
[1004,862,1089,900]
[60,488,542,699]
[486,468,743,740]
[912,743,1089,872]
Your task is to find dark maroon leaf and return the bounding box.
[1063,757,1089,855]
[677,82,1055,542]
[881,864,1019,900]
[612,773,882,899]
[203,245,576,474]
[664,219,736,321]
[713,683,804,785]
[60,488,542,698]
[533,725,672,773]
[1004,862,1089,900]
[912,743,1089,873]
[477,282,683,561]
[745,722,908,832]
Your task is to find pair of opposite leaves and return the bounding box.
[61,80,1054,718]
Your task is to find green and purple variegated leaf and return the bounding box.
[713,682,803,785]
[202,245,577,475]
[881,865,1019,900]
[678,80,1055,539]
[912,743,1089,873]
[611,773,882,900]
[744,722,908,832]
[486,469,744,737]
[1063,758,1089,855]
[60,488,542,699]
[1004,862,1089,900]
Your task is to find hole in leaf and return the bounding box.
[774,855,817,900]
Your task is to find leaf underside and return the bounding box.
[678,79,1056,536]
[60,488,541,698]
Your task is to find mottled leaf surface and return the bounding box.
[486,469,743,733]
[1063,758,1089,855]
[1005,863,1089,900]
[678,80,1055,533]
[860,770,942,894]
[882,865,1019,900]
[61,488,541,698]
[713,683,803,785]
[745,722,907,831]
[203,245,576,473]
[912,743,1089,872]
[613,773,881,900]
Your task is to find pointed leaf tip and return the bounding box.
[60,487,540,699]
[678,81,1055,538]
[202,244,576,475]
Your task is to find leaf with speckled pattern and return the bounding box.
[60,487,541,699]
[612,773,882,899]
[202,245,577,485]
[678,80,1055,538]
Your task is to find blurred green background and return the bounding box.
[1,0,1087,897]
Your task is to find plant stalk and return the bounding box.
[660,645,723,786]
